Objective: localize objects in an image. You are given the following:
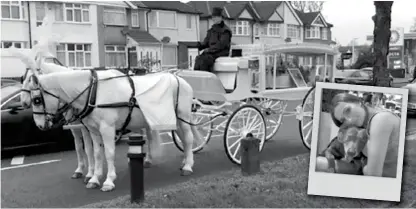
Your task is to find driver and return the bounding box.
[194,7,232,72]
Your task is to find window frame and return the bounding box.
[185,14,192,29]
[56,43,92,68]
[305,26,320,39]
[131,10,139,27]
[322,27,328,40]
[1,41,27,48]
[150,10,177,29]
[62,3,90,23]
[230,20,250,36]
[267,23,280,37]
[1,1,26,20]
[103,6,126,26]
[35,1,47,26]
[104,45,128,68]
[287,24,300,39]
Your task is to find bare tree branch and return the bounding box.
[290,1,325,12]
[410,17,416,32]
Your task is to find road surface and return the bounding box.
[1,101,309,208]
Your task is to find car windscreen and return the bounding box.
[44,57,64,66]
[1,85,21,102]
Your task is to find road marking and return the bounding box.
[10,156,25,165]
[1,159,61,171]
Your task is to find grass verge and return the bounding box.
[82,140,416,208]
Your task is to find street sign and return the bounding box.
[341,52,352,60]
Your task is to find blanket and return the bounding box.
[132,73,178,131]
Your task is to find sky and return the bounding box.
[321,0,416,46]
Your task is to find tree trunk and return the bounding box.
[372,1,393,87]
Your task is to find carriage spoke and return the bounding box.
[304,127,312,142]
[229,136,243,149]
[302,120,313,131]
[232,143,241,158]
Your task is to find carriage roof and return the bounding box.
[231,43,339,56]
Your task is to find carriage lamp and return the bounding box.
[127,135,146,203]
[248,58,260,93]
[241,133,261,176]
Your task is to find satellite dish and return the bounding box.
[161,36,171,44]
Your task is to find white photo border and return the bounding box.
[307,82,409,202]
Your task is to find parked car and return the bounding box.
[1,82,74,153]
[1,78,20,87]
[335,68,393,86]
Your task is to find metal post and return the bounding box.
[241,133,261,176]
[127,135,146,203]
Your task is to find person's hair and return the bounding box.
[330,93,363,127]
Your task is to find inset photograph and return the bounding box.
[307,82,409,202]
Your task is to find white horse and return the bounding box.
[20,57,96,183]
[17,53,195,192]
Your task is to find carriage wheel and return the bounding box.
[224,105,266,165]
[172,112,213,154]
[298,87,315,150]
[245,98,286,141]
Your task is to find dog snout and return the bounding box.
[347,148,356,156]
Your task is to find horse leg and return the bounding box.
[99,124,117,192]
[86,131,105,189]
[70,128,85,179]
[80,127,94,184]
[176,121,194,176]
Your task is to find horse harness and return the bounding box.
[27,69,186,132]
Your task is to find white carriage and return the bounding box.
[172,43,339,165]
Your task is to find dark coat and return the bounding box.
[198,21,232,58]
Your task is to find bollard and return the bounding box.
[127,135,146,203]
[241,133,261,176]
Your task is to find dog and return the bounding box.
[320,125,369,174]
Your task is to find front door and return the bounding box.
[188,48,199,70]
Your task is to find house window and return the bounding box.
[1,41,27,48]
[185,14,192,29]
[267,23,280,37]
[1,1,25,20]
[287,24,300,39]
[230,21,249,36]
[35,2,46,26]
[105,45,127,67]
[56,43,92,68]
[131,11,139,27]
[322,28,328,40]
[162,45,177,66]
[103,6,126,26]
[253,23,260,36]
[305,26,320,39]
[149,11,177,29]
[63,3,90,23]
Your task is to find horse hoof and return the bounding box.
[101,185,115,192]
[144,161,152,168]
[84,177,92,184]
[86,182,100,189]
[180,170,193,176]
[71,172,83,179]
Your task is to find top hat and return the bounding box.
[212,7,224,17]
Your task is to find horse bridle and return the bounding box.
[22,75,72,129]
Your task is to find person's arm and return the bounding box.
[198,30,210,51]
[362,112,394,177]
[206,30,231,54]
